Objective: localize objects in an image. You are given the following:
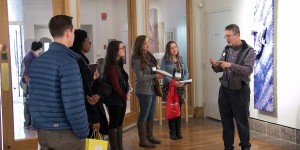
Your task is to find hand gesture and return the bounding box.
[209,58,219,68]
[219,61,232,69]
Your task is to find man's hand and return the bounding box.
[209,58,219,68]
[219,61,232,69]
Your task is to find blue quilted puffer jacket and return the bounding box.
[29,42,89,139]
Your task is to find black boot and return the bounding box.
[137,122,155,148]
[240,143,251,150]
[146,120,161,144]
[224,146,234,150]
[168,119,178,140]
[175,116,183,139]
[117,126,124,150]
[108,128,119,150]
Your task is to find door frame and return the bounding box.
[0,0,39,149]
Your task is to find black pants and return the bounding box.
[107,102,127,129]
[168,102,182,133]
[218,85,251,148]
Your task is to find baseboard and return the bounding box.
[193,106,204,118]
[249,118,300,144]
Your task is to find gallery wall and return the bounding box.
[80,0,129,70]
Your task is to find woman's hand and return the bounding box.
[87,94,100,105]
[175,81,185,87]
[93,70,100,80]
[127,93,131,101]
[155,73,164,79]
[92,123,100,132]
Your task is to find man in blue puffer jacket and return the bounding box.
[29,15,89,150]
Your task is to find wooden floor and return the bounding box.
[122,118,299,150]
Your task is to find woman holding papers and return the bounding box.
[130,35,164,148]
[103,40,130,150]
[160,41,189,140]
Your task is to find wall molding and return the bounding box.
[193,106,204,118]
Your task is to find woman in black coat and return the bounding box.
[70,29,108,136]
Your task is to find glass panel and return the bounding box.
[80,0,131,113]
[149,0,187,64]
[7,0,53,140]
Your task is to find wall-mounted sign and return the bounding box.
[101,13,107,20]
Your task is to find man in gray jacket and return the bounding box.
[210,24,255,150]
[29,15,89,150]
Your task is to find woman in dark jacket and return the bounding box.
[70,29,107,136]
[103,40,130,150]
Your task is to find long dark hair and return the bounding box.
[103,40,124,77]
[163,41,180,62]
[130,35,149,70]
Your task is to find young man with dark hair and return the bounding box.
[210,24,255,150]
[20,41,43,129]
[29,15,89,150]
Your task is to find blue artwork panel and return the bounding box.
[252,0,274,112]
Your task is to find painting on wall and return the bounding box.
[252,0,274,112]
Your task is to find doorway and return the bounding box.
[204,10,231,120]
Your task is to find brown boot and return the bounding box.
[108,128,119,150]
[117,126,124,150]
[137,122,155,148]
[146,120,161,144]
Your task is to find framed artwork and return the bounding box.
[252,0,274,112]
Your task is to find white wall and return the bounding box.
[80,0,129,71]
[23,0,53,52]
[136,0,146,36]
[196,0,300,129]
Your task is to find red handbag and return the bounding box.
[165,80,180,119]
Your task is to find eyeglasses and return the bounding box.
[224,34,235,39]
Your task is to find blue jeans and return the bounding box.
[136,94,156,123]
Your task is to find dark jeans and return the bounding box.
[136,94,156,122]
[24,97,31,127]
[107,102,127,129]
[218,85,251,148]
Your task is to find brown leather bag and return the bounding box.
[154,79,162,97]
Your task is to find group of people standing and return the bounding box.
[26,14,253,150]
[27,15,189,150]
